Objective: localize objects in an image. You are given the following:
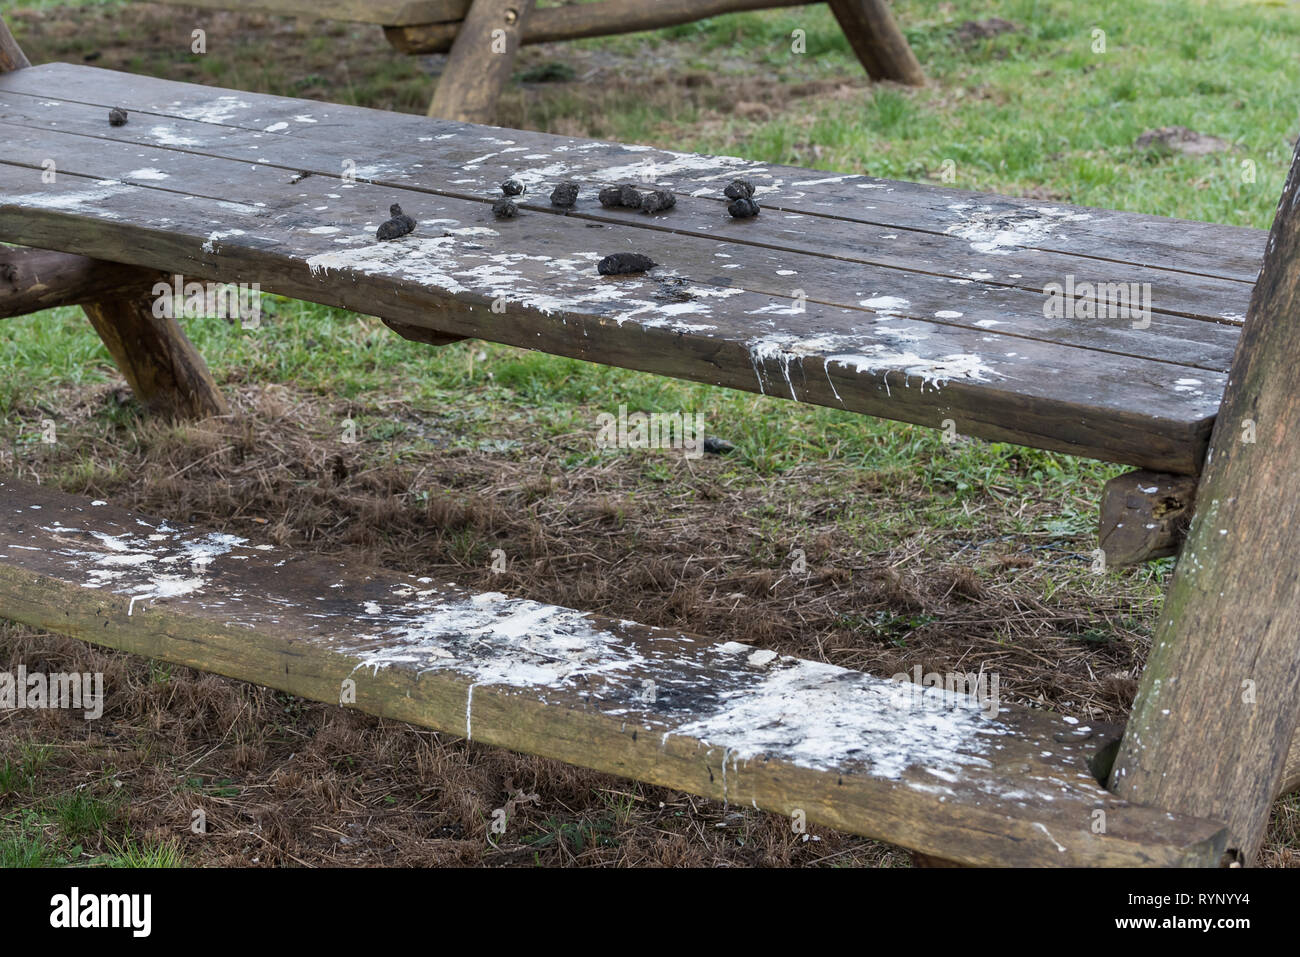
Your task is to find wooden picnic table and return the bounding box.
[152,0,926,121]
[7,33,1300,866]
[0,63,1262,476]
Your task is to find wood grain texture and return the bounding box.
[0,92,1254,353]
[427,0,535,123]
[3,63,1267,283]
[0,61,1258,468]
[387,0,816,53]
[0,119,1242,374]
[1098,470,1198,567]
[1109,139,1300,864]
[828,0,925,85]
[0,479,1228,867]
[0,247,155,319]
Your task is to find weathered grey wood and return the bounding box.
[0,90,1256,345]
[80,285,231,420]
[1099,470,1198,566]
[0,64,1260,470]
[0,247,155,319]
[0,120,1243,375]
[387,0,817,54]
[2,63,1266,285]
[0,159,1225,475]
[427,0,535,123]
[0,478,1228,866]
[828,0,925,86]
[1110,140,1300,864]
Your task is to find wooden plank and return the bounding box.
[0,85,1253,330]
[0,154,1225,474]
[0,63,1267,286]
[387,0,817,54]
[1098,470,1198,567]
[0,247,156,319]
[427,0,535,123]
[0,478,1228,866]
[0,120,1243,374]
[1110,140,1300,864]
[827,0,925,85]
[151,0,467,27]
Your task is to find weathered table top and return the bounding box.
[0,63,1265,473]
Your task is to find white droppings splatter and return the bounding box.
[173,96,251,124]
[674,658,1006,776]
[944,205,1092,254]
[201,229,247,253]
[149,126,200,147]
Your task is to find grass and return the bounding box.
[1,0,1298,866]
[0,743,184,867]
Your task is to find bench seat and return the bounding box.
[0,478,1227,866]
[0,63,1265,474]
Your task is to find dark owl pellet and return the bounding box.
[492,197,519,219]
[376,203,416,240]
[108,107,128,127]
[599,184,644,209]
[640,189,676,214]
[728,197,760,219]
[724,179,756,200]
[618,184,642,207]
[598,252,657,276]
[501,178,527,197]
[550,182,579,208]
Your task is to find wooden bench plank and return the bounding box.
[0,121,1243,374]
[0,87,1254,337]
[2,64,1267,285]
[0,478,1227,866]
[0,159,1224,474]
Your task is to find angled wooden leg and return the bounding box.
[827,0,925,86]
[1108,141,1300,864]
[82,282,229,419]
[0,13,28,72]
[427,0,536,123]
